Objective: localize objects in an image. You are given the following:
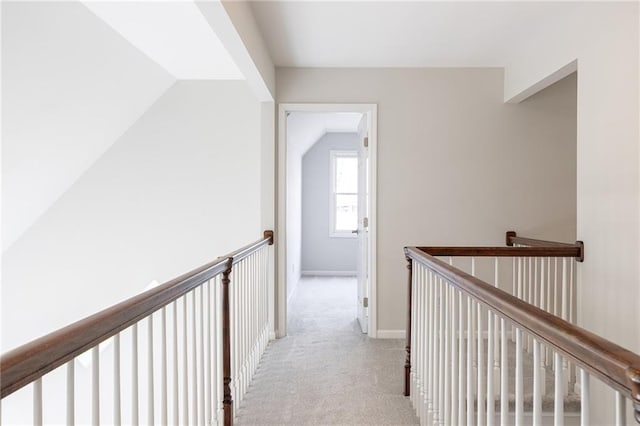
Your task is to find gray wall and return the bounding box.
[301,132,359,274]
[277,68,577,333]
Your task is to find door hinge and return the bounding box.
[363,217,369,228]
[364,136,369,148]
[363,297,369,308]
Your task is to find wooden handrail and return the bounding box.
[404,246,640,422]
[0,231,274,401]
[417,246,582,258]
[506,230,584,261]
[228,230,274,265]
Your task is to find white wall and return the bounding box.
[506,0,639,349]
[504,3,639,423]
[1,1,175,251]
[2,80,263,351]
[301,132,358,274]
[277,68,577,334]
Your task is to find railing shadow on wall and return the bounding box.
[1,231,274,426]
[404,231,640,425]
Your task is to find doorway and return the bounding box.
[276,104,378,338]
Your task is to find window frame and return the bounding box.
[329,150,358,238]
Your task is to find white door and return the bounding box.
[356,115,369,334]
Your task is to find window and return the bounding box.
[330,150,358,237]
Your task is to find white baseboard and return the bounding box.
[301,270,357,277]
[376,329,406,339]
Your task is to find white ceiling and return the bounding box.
[84,1,244,80]
[250,1,571,68]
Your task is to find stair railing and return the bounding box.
[0,231,274,426]
[404,233,640,425]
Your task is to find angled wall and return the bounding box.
[1,1,175,251]
[2,80,263,351]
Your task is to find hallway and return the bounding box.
[236,277,419,425]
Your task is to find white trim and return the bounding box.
[377,330,406,339]
[301,270,357,277]
[277,103,378,339]
[329,149,358,238]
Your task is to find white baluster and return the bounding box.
[451,286,459,426]
[436,277,443,425]
[172,301,179,426]
[527,258,532,353]
[444,282,450,426]
[546,258,552,367]
[553,258,559,317]
[414,266,420,418]
[206,281,212,426]
[533,339,541,426]
[477,300,485,426]
[615,391,627,426]
[554,352,564,426]
[419,269,426,420]
[161,307,167,426]
[148,316,154,426]
[414,266,421,416]
[410,265,417,410]
[533,257,538,308]
[133,323,140,425]
[237,264,243,405]
[580,369,589,426]
[67,360,75,426]
[34,378,42,426]
[499,318,508,426]
[191,290,198,423]
[458,287,465,425]
[471,257,477,404]
[487,308,495,426]
[199,286,205,426]
[114,335,121,426]
[92,346,100,426]
[569,259,574,324]
[561,259,569,396]
[429,270,436,424]
[233,267,239,406]
[182,297,189,426]
[515,328,523,426]
[427,269,434,423]
[467,295,473,426]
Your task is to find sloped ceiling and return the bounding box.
[83,1,244,80]
[1,2,176,251]
[1,1,247,252]
[287,112,362,158]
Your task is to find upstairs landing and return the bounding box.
[236,277,419,425]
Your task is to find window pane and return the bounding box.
[336,156,357,193]
[335,194,358,231]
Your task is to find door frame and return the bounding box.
[276,103,378,338]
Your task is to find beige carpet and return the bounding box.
[235,276,419,425]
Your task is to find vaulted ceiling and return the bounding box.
[1,1,247,252]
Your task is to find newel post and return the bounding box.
[404,249,413,397]
[628,367,640,423]
[222,258,234,426]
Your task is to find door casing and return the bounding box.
[276,103,378,338]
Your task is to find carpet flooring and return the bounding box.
[235,277,419,425]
